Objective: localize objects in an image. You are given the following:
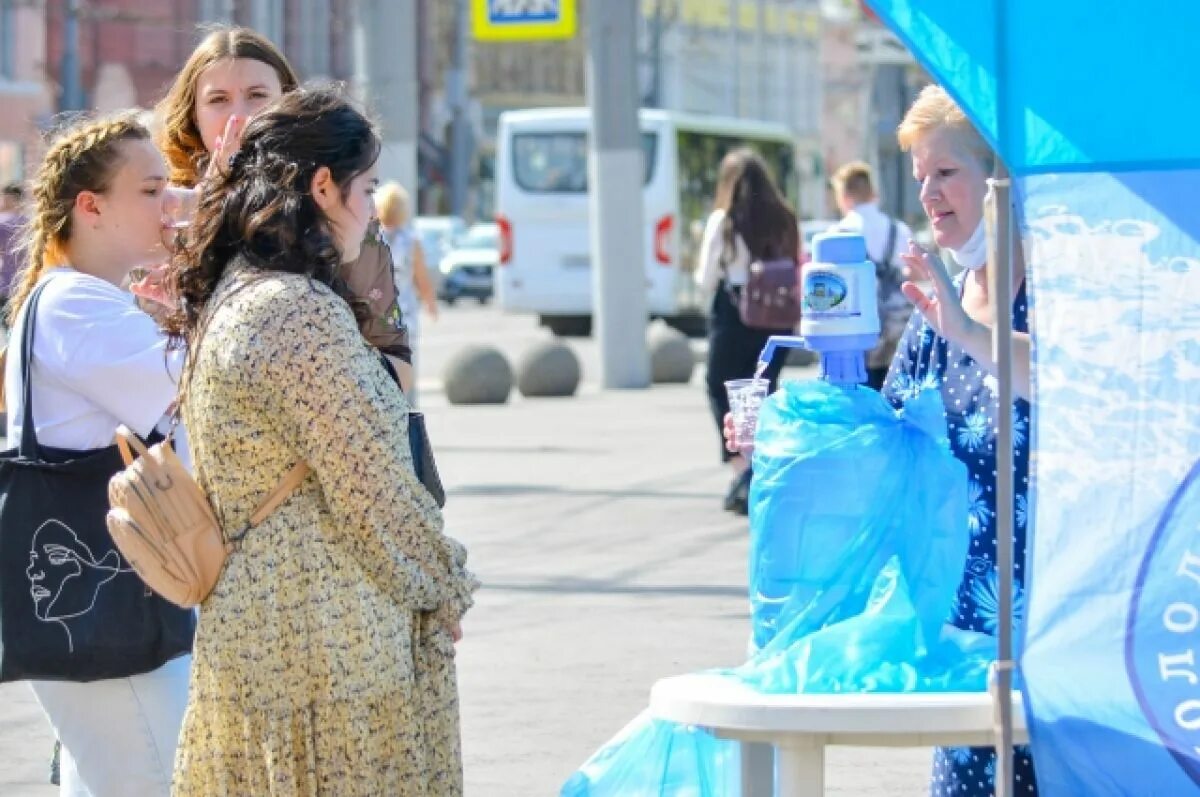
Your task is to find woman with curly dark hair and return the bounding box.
[163,86,477,796]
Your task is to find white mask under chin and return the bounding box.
[946,219,988,271]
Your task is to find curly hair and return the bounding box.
[162,86,380,349]
[6,113,149,327]
[155,25,299,188]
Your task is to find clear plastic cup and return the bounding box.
[725,377,771,451]
[162,186,199,230]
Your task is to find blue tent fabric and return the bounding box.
[864,1,1200,792]
[1017,170,1200,795]
[864,1,1200,176]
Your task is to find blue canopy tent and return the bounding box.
[863,1,1200,794]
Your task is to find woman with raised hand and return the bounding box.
[153,25,415,387]
[4,113,192,796]
[891,83,1035,797]
[163,86,476,796]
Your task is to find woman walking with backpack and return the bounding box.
[2,113,193,796]
[695,148,799,515]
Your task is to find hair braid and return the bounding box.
[6,113,148,326]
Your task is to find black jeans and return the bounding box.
[705,287,790,463]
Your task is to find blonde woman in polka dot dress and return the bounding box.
[889,85,1038,796]
[163,87,477,796]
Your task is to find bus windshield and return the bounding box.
[512,131,658,193]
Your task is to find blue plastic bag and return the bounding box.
[560,710,738,797]
[745,381,969,655]
[562,382,990,796]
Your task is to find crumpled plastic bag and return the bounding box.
[560,710,738,797]
[745,380,968,654]
[561,382,990,796]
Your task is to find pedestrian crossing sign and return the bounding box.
[471,0,577,42]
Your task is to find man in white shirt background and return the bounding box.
[831,161,914,390]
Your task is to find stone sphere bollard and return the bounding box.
[443,345,513,405]
[648,324,695,384]
[516,341,582,398]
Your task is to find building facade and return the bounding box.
[0,1,52,185]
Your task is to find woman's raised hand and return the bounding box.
[204,115,244,182]
[899,240,976,346]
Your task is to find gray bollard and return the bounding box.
[443,345,513,405]
[516,341,582,398]
[647,323,695,384]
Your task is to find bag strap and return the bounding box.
[872,219,899,276]
[18,281,53,458]
[114,424,311,538]
[248,461,311,526]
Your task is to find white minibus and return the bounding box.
[494,107,798,337]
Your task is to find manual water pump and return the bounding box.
[756,231,880,386]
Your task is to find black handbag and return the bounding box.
[378,353,446,508]
[408,411,446,508]
[0,282,195,682]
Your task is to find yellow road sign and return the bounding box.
[471,0,577,42]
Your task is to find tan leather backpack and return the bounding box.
[106,426,309,608]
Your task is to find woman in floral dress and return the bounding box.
[164,87,477,796]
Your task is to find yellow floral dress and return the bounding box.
[173,270,477,797]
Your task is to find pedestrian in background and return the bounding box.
[4,112,192,797]
[376,182,438,403]
[0,182,28,321]
[695,148,798,515]
[830,161,914,390]
[153,24,416,389]
[163,86,476,797]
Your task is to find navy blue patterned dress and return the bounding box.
[882,277,1038,796]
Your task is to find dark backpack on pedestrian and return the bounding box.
[869,219,902,301]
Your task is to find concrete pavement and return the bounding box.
[0,305,935,795]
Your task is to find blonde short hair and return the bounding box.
[897,85,993,171]
[375,182,410,228]
[831,161,875,203]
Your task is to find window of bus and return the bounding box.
[512,131,658,193]
[676,131,797,274]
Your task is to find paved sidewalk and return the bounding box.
[0,371,935,795]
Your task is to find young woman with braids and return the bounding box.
[162,86,476,796]
[151,25,415,389]
[3,114,191,796]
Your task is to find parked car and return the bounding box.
[413,215,467,283]
[438,223,499,304]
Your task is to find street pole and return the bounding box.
[60,0,83,111]
[447,0,472,218]
[729,0,740,116]
[354,0,418,194]
[586,0,650,389]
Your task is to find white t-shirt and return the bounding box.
[695,209,752,293]
[5,268,184,451]
[836,202,912,267]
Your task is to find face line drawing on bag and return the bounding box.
[26,519,131,652]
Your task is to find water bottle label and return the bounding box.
[803,270,861,318]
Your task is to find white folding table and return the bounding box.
[649,673,1027,797]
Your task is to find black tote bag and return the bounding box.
[0,281,195,682]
